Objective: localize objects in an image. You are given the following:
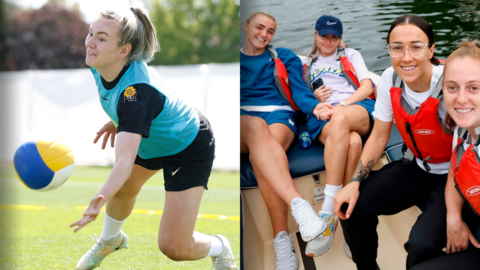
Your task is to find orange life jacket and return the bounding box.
[266,45,373,112]
[266,45,301,111]
[452,127,480,217]
[390,72,453,171]
[304,46,376,100]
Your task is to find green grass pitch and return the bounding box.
[0,165,240,269]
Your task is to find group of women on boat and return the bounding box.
[240,10,480,270]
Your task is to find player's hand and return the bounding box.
[319,108,334,121]
[313,85,332,103]
[446,216,480,254]
[70,195,104,233]
[94,121,117,149]
[313,103,332,120]
[333,182,360,220]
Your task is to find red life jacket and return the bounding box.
[304,46,376,100]
[390,72,453,171]
[451,127,480,217]
[266,45,301,111]
[265,45,373,112]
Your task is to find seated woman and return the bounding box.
[302,15,375,257]
[410,41,480,270]
[240,11,329,270]
[334,14,451,270]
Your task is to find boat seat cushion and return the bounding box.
[241,123,404,189]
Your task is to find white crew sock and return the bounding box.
[207,235,223,257]
[321,184,343,213]
[100,212,126,241]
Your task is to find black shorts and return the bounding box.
[134,110,215,191]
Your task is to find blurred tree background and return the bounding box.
[150,0,239,65]
[0,0,240,71]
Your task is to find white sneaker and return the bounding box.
[305,211,338,257]
[76,232,128,270]
[344,241,352,258]
[210,235,237,270]
[291,198,326,242]
[273,231,298,270]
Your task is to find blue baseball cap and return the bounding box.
[315,15,343,39]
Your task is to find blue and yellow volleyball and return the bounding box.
[13,141,74,191]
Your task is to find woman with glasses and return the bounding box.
[302,15,374,258]
[333,14,451,270]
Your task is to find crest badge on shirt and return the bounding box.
[124,86,137,102]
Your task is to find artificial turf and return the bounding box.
[0,165,240,269]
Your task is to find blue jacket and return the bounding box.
[241,47,318,114]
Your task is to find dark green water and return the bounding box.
[240,0,480,74]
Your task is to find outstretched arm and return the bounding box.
[333,119,392,219]
[70,131,141,232]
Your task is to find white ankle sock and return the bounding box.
[207,235,223,257]
[321,184,343,213]
[100,213,126,241]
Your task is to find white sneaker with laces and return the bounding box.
[305,211,338,257]
[273,231,298,270]
[290,198,326,242]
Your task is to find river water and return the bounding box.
[240,0,480,74]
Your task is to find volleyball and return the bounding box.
[13,141,74,191]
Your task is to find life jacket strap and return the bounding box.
[304,56,317,92]
[392,71,443,99]
[405,121,431,171]
[474,127,480,146]
[393,72,403,88]
[337,47,360,90]
[336,46,345,61]
[431,75,444,99]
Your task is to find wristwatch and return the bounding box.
[340,101,348,107]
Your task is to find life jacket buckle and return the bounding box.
[422,158,431,172]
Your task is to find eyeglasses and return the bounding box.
[387,43,430,58]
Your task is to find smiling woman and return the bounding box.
[70,5,237,270]
[240,10,330,270]
[408,40,480,270]
[334,14,452,270]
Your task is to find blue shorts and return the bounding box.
[308,98,375,142]
[240,109,298,134]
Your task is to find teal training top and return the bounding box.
[91,61,199,158]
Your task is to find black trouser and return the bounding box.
[410,205,480,270]
[339,160,448,270]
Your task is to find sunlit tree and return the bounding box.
[150,0,240,65]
